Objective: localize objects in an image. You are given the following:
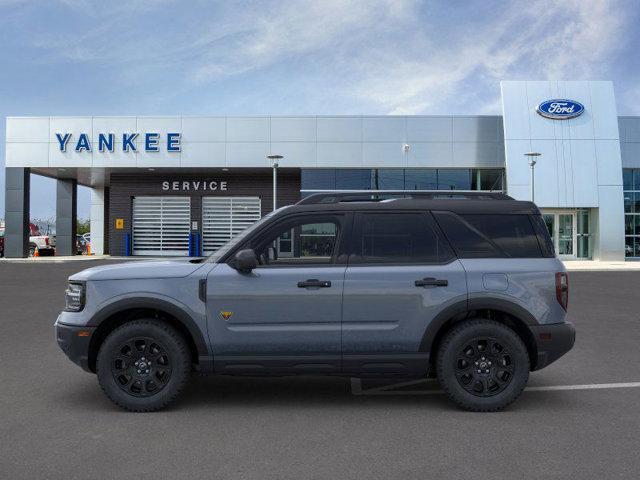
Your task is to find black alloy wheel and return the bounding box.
[454,337,513,397]
[110,336,172,398]
[97,319,191,412]
[436,319,529,412]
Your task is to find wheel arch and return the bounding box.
[421,298,539,370]
[87,298,210,373]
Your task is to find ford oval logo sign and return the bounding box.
[536,99,584,120]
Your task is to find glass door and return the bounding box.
[558,213,575,257]
[277,229,294,258]
[541,210,587,260]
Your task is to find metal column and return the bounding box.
[4,167,30,258]
[55,179,77,256]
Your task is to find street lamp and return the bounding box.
[267,154,283,211]
[524,152,541,202]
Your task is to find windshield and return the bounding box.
[206,206,290,262]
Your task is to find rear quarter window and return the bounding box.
[433,212,544,258]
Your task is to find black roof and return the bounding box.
[284,191,540,215]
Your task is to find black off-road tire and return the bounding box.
[96,319,191,412]
[436,319,529,412]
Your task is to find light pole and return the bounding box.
[267,154,283,212]
[524,152,541,202]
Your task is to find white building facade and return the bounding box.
[4,80,639,260]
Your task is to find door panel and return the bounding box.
[341,211,467,375]
[205,212,348,374]
[206,264,345,373]
[341,262,467,374]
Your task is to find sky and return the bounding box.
[1,0,639,220]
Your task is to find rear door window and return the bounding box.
[352,212,454,264]
[434,212,543,258]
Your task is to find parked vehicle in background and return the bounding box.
[76,235,88,255]
[29,223,54,256]
[55,191,575,413]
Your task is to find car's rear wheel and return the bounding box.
[96,319,191,412]
[436,319,529,412]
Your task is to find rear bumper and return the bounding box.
[55,317,95,373]
[530,321,576,370]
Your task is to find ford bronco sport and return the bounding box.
[55,192,575,412]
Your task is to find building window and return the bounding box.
[372,169,405,190]
[405,169,438,189]
[624,169,640,259]
[301,170,336,190]
[301,168,504,192]
[335,169,371,189]
[437,169,471,190]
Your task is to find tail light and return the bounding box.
[45,237,50,246]
[555,272,569,311]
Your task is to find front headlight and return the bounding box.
[64,282,85,312]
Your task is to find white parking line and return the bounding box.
[350,378,640,396]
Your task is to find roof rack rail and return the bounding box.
[297,190,513,205]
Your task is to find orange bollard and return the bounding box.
[33,246,39,257]
[87,243,91,256]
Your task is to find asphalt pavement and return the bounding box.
[1,260,639,479]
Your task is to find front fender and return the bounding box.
[88,294,211,364]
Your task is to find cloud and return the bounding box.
[6,0,633,114]
[348,0,629,113]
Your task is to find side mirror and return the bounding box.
[234,249,258,273]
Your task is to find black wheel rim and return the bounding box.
[454,337,514,397]
[110,336,172,398]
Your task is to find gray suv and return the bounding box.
[55,192,575,412]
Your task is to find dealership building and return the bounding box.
[4,80,640,260]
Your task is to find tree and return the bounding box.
[77,218,90,236]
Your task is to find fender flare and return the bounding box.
[419,297,538,353]
[88,296,210,359]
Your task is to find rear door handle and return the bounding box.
[415,277,448,287]
[297,279,332,288]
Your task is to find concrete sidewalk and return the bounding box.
[0,255,162,263]
[562,260,640,271]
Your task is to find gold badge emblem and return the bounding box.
[220,311,233,320]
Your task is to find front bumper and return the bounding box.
[55,317,95,373]
[530,321,576,370]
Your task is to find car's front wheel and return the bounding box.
[436,319,529,412]
[96,319,191,412]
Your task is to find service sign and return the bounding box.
[536,99,584,120]
[162,180,228,191]
[55,132,181,153]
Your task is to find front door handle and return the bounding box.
[415,277,448,287]
[297,279,332,288]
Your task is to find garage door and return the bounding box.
[202,197,262,254]
[132,196,191,256]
